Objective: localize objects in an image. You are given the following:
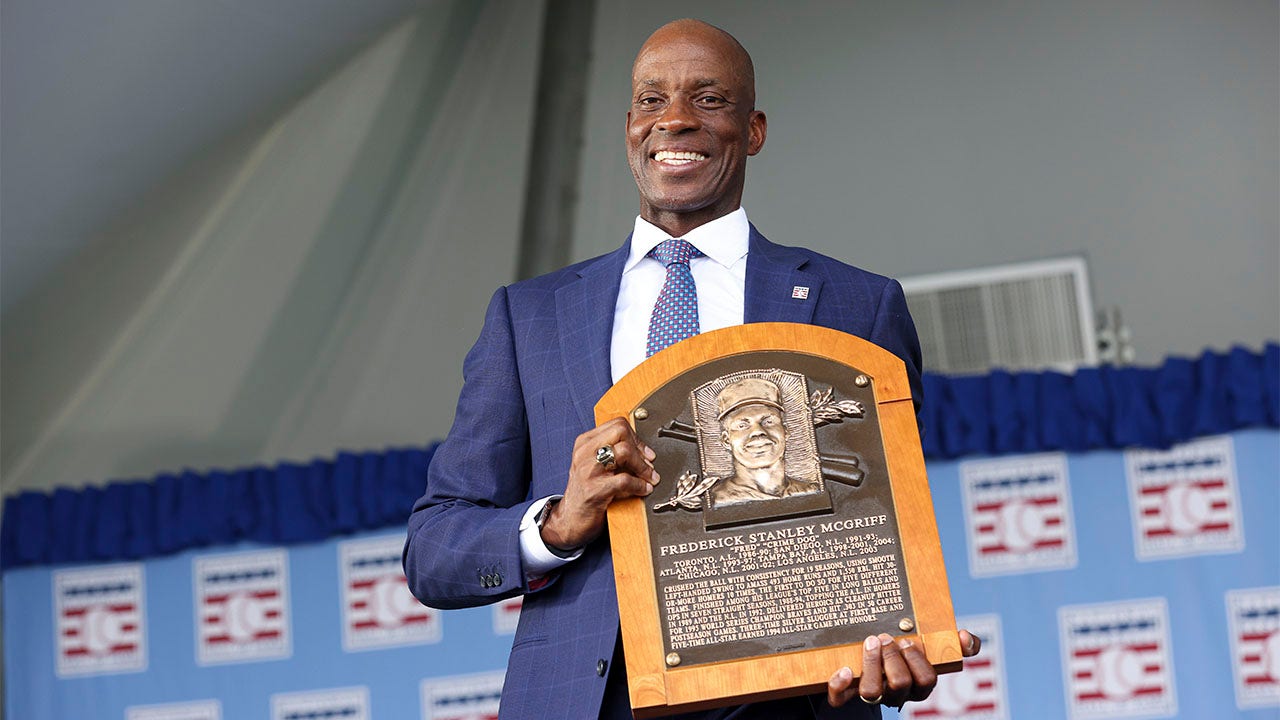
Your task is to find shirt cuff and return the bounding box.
[518,496,584,579]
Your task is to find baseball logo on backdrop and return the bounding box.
[193,549,291,665]
[126,699,221,720]
[420,670,504,720]
[271,686,368,720]
[492,596,522,635]
[902,614,1008,719]
[1125,435,1244,561]
[53,563,147,677]
[1059,598,1176,720]
[1225,586,1280,710]
[960,453,1077,577]
[339,535,440,651]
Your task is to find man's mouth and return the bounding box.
[653,150,708,166]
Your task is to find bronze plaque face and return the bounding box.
[635,350,915,668]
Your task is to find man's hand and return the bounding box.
[539,417,660,551]
[827,629,982,709]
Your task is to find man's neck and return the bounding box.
[641,205,742,238]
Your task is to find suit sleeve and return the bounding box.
[868,279,925,419]
[403,287,538,609]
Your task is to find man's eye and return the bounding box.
[637,97,663,108]
[697,96,726,107]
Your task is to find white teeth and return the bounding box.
[654,150,707,164]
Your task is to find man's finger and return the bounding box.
[574,425,626,467]
[602,439,636,472]
[610,471,655,498]
[960,629,982,657]
[827,666,855,707]
[617,441,657,480]
[580,419,663,484]
[897,638,938,702]
[579,417,634,450]
[606,446,656,487]
[857,635,884,703]
[877,634,913,705]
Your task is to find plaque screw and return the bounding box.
[898,617,915,632]
[855,374,870,387]
[666,652,681,667]
[634,407,649,421]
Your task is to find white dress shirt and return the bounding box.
[518,208,752,579]
[610,208,750,382]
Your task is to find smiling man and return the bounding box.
[405,18,978,719]
[625,21,765,239]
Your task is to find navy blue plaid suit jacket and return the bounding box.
[404,226,921,719]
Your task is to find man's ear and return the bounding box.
[747,110,767,156]
[721,430,731,449]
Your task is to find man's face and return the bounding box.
[720,404,787,470]
[626,25,766,234]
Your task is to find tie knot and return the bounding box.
[650,239,702,267]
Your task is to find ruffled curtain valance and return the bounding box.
[920,343,1278,458]
[3,448,435,571]
[4,343,1275,571]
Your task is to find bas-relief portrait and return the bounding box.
[693,370,825,508]
[651,366,865,526]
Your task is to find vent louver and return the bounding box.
[901,257,1097,375]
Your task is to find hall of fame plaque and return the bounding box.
[597,323,961,717]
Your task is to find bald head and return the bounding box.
[634,19,756,107]
[625,18,766,238]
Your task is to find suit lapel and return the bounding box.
[554,227,816,428]
[556,242,629,429]
[744,225,822,324]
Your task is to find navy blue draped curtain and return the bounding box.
[4,343,1275,572]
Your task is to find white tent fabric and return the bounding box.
[2,0,544,494]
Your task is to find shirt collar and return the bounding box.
[625,207,750,273]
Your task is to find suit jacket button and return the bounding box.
[493,572,504,585]
[597,658,607,677]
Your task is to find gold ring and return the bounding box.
[860,694,882,705]
[595,445,617,470]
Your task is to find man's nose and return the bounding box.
[656,96,700,133]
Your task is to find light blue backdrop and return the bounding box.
[6,428,1277,719]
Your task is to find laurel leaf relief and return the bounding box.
[652,470,721,512]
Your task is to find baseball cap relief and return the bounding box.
[716,377,784,420]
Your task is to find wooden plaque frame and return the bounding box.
[596,323,961,718]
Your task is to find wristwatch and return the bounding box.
[535,498,582,559]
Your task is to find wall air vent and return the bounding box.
[899,257,1097,375]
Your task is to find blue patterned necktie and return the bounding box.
[646,239,704,357]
